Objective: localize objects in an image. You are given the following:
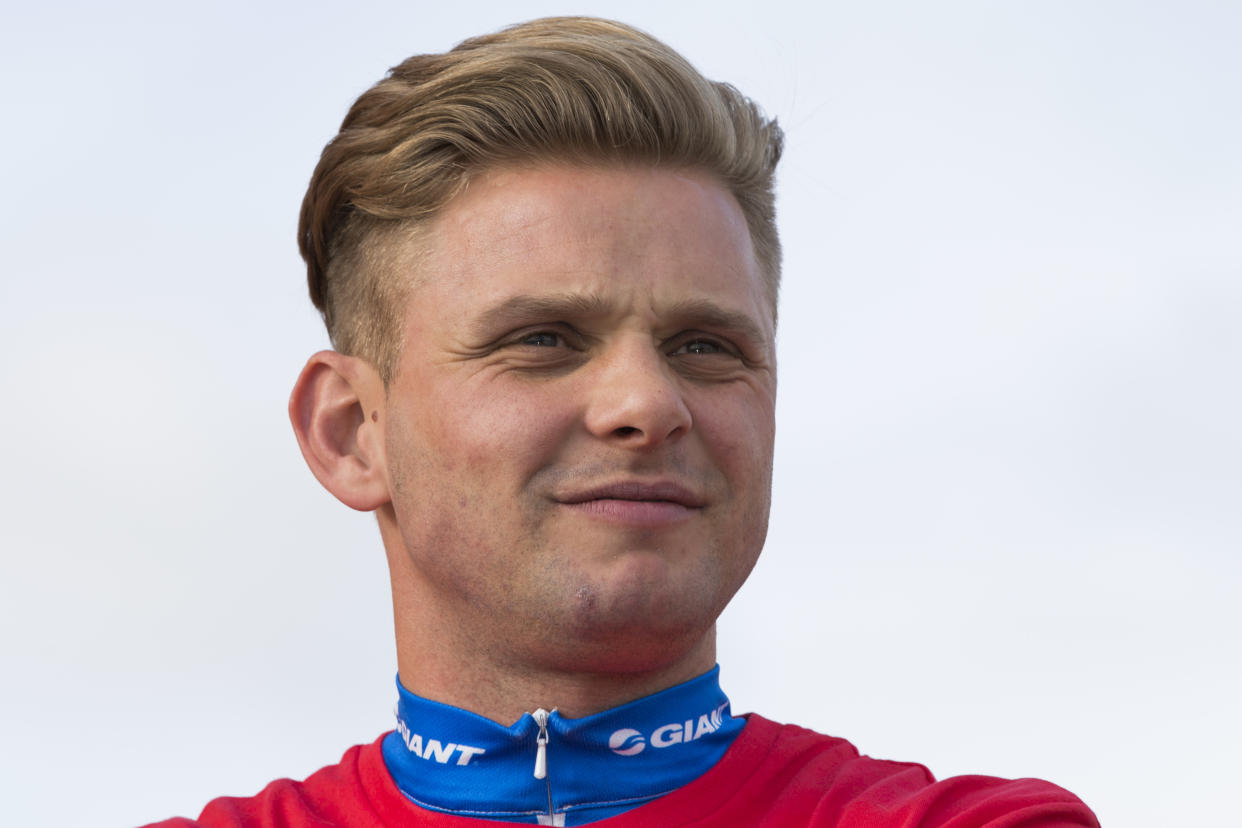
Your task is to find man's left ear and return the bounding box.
[288,350,390,512]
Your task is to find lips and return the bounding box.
[555,480,706,509]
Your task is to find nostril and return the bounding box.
[614,426,640,437]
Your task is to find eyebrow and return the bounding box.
[469,293,613,338]
[470,293,771,346]
[661,298,771,346]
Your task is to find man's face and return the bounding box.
[378,164,776,673]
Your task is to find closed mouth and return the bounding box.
[555,480,705,509]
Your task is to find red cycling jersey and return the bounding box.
[143,714,1098,828]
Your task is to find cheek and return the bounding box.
[694,392,776,476]
[694,392,775,551]
[400,379,580,491]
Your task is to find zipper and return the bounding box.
[533,708,550,780]
[532,708,556,824]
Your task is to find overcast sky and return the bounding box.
[2,2,1239,826]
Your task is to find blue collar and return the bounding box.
[381,665,744,826]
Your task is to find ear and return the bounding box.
[289,350,390,512]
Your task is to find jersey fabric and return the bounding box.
[381,666,745,824]
[142,714,1098,828]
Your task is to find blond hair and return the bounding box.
[298,17,783,382]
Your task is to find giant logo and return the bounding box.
[396,718,486,766]
[608,728,646,756]
[608,702,729,757]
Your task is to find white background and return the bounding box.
[3,2,1238,826]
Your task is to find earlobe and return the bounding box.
[289,350,391,512]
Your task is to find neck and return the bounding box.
[381,510,720,725]
[393,600,718,724]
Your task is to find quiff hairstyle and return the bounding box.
[298,17,784,383]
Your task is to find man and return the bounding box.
[147,17,1097,828]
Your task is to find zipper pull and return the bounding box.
[533,708,550,780]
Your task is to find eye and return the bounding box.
[501,326,586,358]
[670,337,731,357]
[520,331,562,347]
[497,327,588,376]
[680,340,722,355]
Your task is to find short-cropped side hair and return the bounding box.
[298,16,784,383]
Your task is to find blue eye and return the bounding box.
[521,332,561,347]
[676,339,724,355]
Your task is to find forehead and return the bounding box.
[413,163,772,327]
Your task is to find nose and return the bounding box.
[583,338,692,448]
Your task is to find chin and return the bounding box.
[564,576,724,650]
[555,623,713,677]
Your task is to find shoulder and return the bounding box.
[138,737,392,828]
[622,714,1100,828]
[747,715,1100,827]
